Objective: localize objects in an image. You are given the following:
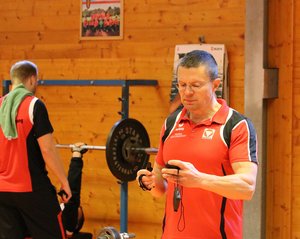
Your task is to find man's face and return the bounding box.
[177,65,219,112]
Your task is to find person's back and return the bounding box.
[0,60,71,239]
[0,95,53,192]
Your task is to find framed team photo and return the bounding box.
[80,0,123,40]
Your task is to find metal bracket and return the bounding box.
[263,68,278,99]
[198,35,206,44]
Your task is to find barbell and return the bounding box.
[56,118,158,182]
[56,144,158,155]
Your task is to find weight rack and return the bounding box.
[2,79,158,233]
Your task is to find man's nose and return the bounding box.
[183,85,194,93]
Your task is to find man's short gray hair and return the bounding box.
[178,50,219,81]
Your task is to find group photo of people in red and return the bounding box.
[81,7,121,37]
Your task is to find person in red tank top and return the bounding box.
[0,60,72,239]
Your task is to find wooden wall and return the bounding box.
[0,0,246,238]
[293,1,300,237]
[266,0,297,238]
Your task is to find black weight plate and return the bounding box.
[97,226,121,239]
[106,118,150,182]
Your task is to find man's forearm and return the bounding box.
[199,173,256,200]
[42,147,68,185]
[37,133,68,185]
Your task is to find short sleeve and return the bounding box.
[32,100,54,138]
[229,119,258,164]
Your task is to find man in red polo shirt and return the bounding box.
[137,50,258,239]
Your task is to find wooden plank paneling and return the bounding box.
[0,27,245,46]
[292,0,300,238]
[267,0,294,238]
[0,0,79,18]
[0,0,246,238]
[0,16,78,32]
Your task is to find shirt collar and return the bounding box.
[179,99,229,125]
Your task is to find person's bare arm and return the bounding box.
[37,133,72,202]
[162,160,257,200]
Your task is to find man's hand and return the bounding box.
[59,182,72,203]
[136,168,155,191]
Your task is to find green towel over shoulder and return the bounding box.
[0,84,33,140]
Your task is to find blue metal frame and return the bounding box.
[2,79,158,95]
[2,79,158,232]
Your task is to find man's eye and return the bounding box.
[192,84,201,88]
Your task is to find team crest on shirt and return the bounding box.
[175,122,185,131]
[171,122,186,138]
[202,128,215,140]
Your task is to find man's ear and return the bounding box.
[29,75,35,86]
[212,78,221,92]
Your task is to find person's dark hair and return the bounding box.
[177,50,219,81]
[10,60,38,84]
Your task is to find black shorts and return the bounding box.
[0,187,65,239]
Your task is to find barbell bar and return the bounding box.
[56,144,106,151]
[55,144,159,155]
[56,118,157,182]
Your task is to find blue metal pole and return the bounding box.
[120,81,129,233]
[120,181,128,233]
[2,80,10,95]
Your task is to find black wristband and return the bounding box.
[138,174,152,191]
